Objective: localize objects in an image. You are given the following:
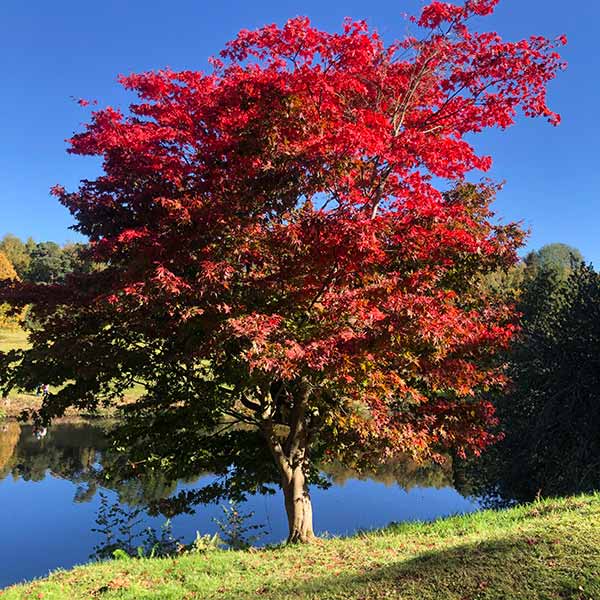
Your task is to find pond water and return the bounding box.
[0,420,479,589]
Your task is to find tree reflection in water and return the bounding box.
[6,417,585,513]
[0,420,458,510]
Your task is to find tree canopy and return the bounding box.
[0,0,565,542]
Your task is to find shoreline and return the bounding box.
[0,394,125,421]
[2,493,599,599]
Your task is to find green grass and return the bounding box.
[0,328,29,353]
[3,494,599,599]
[0,328,143,416]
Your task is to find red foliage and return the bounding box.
[3,1,565,463]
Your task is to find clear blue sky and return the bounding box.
[1,0,598,264]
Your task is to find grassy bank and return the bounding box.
[2,494,599,599]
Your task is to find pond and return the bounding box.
[0,420,479,589]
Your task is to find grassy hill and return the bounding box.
[2,494,599,599]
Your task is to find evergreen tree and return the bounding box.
[461,264,600,504]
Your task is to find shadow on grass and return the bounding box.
[255,536,600,600]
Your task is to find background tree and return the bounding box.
[523,242,583,280]
[0,252,22,330]
[0,252,17,281]
[457,260,600,505]
[61,243,98,275]
[0,235,31,280]
[27,241,76,284]
[0,0,565,542]
[0,236,101,284]
[483,242,584,303]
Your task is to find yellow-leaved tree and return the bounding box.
[0,252,22,330]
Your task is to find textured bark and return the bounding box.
[281,459,315,543]
[262,379,316,543]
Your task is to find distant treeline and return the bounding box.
[0,234,97,284]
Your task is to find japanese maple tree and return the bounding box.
[0,0,565,542]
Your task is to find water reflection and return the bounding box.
[0,419,478,588]
[0,420,459,507]
[1,421,106,501]
[0,421,20,476]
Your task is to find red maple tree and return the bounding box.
[0,0,564,542]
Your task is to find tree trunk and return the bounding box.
[261,379,316,543]
[281,465,315,543]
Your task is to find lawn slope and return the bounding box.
[2,494,599,599]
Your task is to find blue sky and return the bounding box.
[1,0,598,264]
